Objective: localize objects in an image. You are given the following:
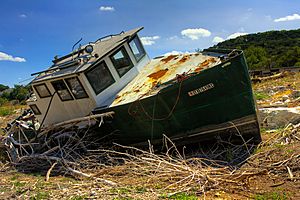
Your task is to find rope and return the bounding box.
[38,91,57,131]
[128,76,184,121]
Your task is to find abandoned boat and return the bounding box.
[27,27,261,146]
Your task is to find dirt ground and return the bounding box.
[0,72,300,200]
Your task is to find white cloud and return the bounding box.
[274,13,300,22]
[167,36,179,40]
[181,28,211,40]
[0,52,26,62]
[227,32,248,40]
[99,6,115,12]
[212,36,225,43]
[19,14,27,18]
[140,36,160,46]
[163,51,190,56]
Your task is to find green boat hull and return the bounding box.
[94,50,261,146]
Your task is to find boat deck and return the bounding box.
[110,52,221,107]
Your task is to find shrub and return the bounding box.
[0,97,8,106]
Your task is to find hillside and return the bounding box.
[209,29,300,70]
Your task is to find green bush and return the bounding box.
[0,97,8,106]
[0,84,30,103]
[0,84,9,92]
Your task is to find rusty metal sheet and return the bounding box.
[111,53,221,107]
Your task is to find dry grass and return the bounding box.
[0,105,28,128]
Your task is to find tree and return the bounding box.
[209,28,300,69]
[244,46,270,70]
[276,46,300,68]
[0,84,9,92]
[0,91,10,100]
[5,85,30,103]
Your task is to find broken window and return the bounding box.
[129,36,146,62]
[29,104,41,115]
[110,47,133,77]
[51,80,73,101]
[34,83,51,98]
[65,77,88,99]
[85,61,115,95]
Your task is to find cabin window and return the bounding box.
[34,83,51,98]
[129,36,146,62]
[110,47,133,77]
[51,80,73,101]
[65,77,88,99]
[29,104,41,115]
[85,61,115,95]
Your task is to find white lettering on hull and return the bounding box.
[188,83,214,97]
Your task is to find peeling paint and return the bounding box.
[111,53,221,107]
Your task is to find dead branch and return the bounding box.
[45,162,57,181]
[44,112,113,131]
[66,167,116,186]
[287,166,294,180]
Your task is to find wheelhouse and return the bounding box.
[27,27,150,126]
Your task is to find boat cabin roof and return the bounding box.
[31,27,143,83]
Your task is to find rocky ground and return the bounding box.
[253,72,300,130]
[0,72,300,199]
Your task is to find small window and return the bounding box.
[129,36,146,61]
[110,47,134,77]
[51,80,73,101]
[65,77,88,99]
[85,61,115,95]
[34,83,51,98]
[29,104,41,115]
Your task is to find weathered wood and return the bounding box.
[48,111,114,129]
[287,166,294,180]
[37,112,114,138]
[45,162,57,181]
[252,71,289,83]
[66,167,116,186]
[41,146,59,156]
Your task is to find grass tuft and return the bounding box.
[160,192,198,200]
[254,91,270,100]
[254,191,288,200]
[0,106,14,117]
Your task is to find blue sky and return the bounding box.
[0,0,300,87]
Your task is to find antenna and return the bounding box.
[72,38,82,60]
[72,38,82,52]
[18,77,35,84]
